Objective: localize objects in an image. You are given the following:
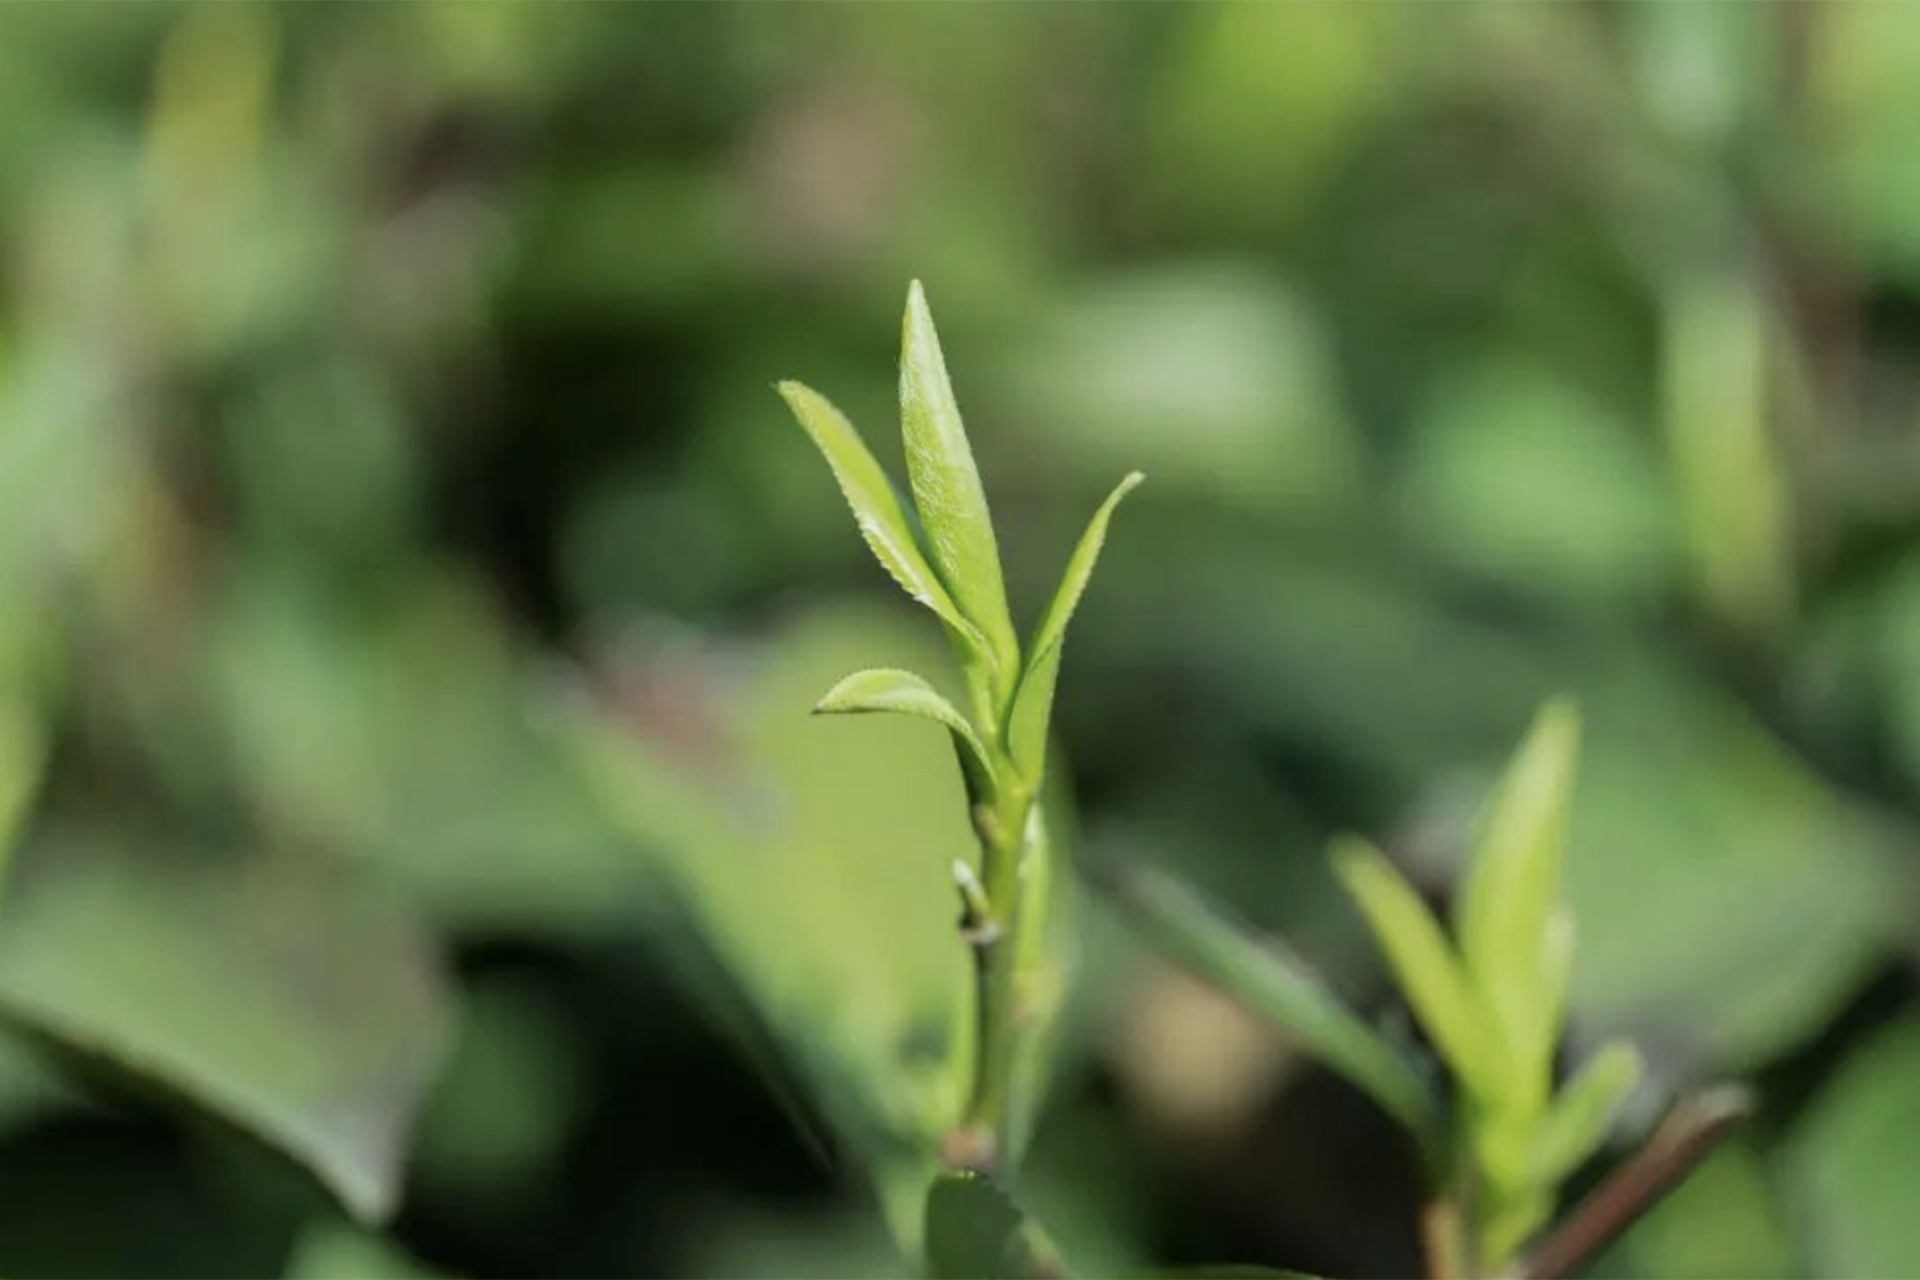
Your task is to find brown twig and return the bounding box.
[1521,1085,1753,1280]
[1419,1195,1467,1280]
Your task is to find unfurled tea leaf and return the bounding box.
[778,380,984,654]
[1006,472,1144,784]
[899,281,1020,686]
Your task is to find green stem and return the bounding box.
[957,784,1035,1174]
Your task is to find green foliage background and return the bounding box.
[3,3,1920,1276]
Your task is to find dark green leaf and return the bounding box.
[899,281,1020,686]
[0,829,451,1223]
[1785,1018,1920,1277]
[925,1171,1065,1280]
[1005,472,1144,784]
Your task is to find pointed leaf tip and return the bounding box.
[1456,696,1583,1078]
[1532,1040,1644,1183]
[898,282,1020,682]
[776,380,986,654]
[1005,471,1144,781]
[1331,835,1504,1097]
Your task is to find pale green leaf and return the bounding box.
[1531,1041,1644,1184]
[925,1171,1066,1280]
[814,667,996,801]
[1455,698,1581,1076]
[0,828,451,1223]
[899,281,1020,682]
[1005,472,1145,782]
[1100,857,1436,1151]
[1331,836,1503,1096]
[777,380,984,651]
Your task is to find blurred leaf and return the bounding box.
[925,1171,1064,1280]
[562,603,992,1246]
[1398,355,1676,604]
[0,829,451,1223]
[778,380,983,650]
[1098,858,1434,1150]
[1594,1141,1792,1280]
[1005,472,1143,783]
[1454,699,1580,1084]
[0,697,42,889]
[1661,269,1791,635]
[283,1223,446,1280]
[1785,1018,1920,1277]
[899,280,1020,686]
[1330,837,1502,1097]
[815,667,995,799]
[1530,1041,1642,1185]
[1000,269,1354,514]
[1807,0,1920,284]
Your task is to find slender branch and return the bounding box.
[1521,1085,1752,1280]
[1420,1195,1467,1280]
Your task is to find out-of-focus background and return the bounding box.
[4,3,1920,1276]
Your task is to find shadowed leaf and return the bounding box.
[926,1170,1065,1280]
[0,828,451,1223]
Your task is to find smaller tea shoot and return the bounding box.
[1107,701,1733,1279]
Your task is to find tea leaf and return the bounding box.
[925,1170,1066,1280]
[1331,836,1503,1095]
[899,281,1020,683]
[1532,1041,1644,1184]
[1100,858,1435,1149]
[1455,699,1581,1077]
[814,667,997,800]
[1005,472,1145,782]
[777,380,984,652]
[0,828,451,1223]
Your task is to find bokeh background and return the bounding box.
[4,3,1920,1276]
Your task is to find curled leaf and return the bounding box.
[814,667,997,800]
